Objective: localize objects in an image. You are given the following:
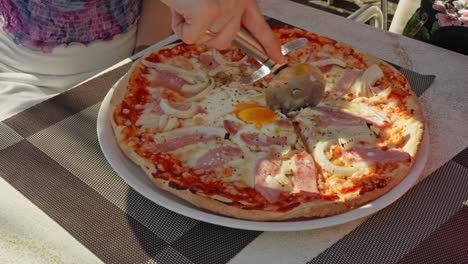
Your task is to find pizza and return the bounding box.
[109,25,425,221]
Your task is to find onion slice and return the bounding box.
[143,60,214,100]
[142,60,208,83]
[160,99,200,119]
[212,49,248,66]
[181,81,209,96]
[311,58,346,68]
[351,64,384,98]
[366,87,392,104]
[184,77,215,102]
[313,141,367,176]
[333,101,390,126]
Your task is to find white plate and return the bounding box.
[97,77,429,232]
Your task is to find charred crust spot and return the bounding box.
[168,181,187,190]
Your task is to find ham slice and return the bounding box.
[305,52,329,64]
[143,61,211,98]
[291,153,319,197]
[318,65,333,73]
[327,70,363,99]
[195,145,242,170]
[351,147,411,163]
[315,106,366,127]
[305,54,333,73]
[152,69,192,94]
[254,153,320,203]
[200,53,220,70]
[305,53,346,73]
[148,133,218,153]
[313,59,346,74]
[223,120,239,135]
[152,104,165,115]
[240,133,288,147]
[254,158,283,203]
[312,58,347,68]
[166,101,193,111]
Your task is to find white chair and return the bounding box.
[347,0,420,33]
[389,0,420,34]
[327,0,388,30]
[347,4,385,30]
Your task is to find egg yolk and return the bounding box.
[295,64,310,76]
[233,104,276,125]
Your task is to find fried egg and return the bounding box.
[169,83,297,156]
[232,103,277,126]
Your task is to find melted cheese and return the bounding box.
[265,159,296,192]
[323,66,345,93]
[335,125,378,150]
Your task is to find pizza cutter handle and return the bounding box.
[232,28,277,70]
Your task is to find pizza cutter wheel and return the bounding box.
[232,28,326,114]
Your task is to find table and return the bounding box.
[1,1,467,263]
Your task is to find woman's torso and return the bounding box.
[0,0,141,76]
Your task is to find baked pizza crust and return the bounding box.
[109,59,159,177]
[151,176,349,221]
[108,32,426,222]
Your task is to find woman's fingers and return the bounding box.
[242,1,284,63]
[164,0,221,44]
[204,15,242,50]
[195,4,236,45]
[162,0,283,63]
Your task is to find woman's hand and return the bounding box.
[160,0,284,63]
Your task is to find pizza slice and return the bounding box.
[290,61,424,206]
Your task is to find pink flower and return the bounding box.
[446,9,460,20]
[445,3,461,17]
[459,9,468,15]
[459,11,468,24]
[433,1,447,12]
[436,13,463,26]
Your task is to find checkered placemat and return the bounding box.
[1,47,467,264]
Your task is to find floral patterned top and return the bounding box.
[403,0,468,55]
[0,0,141,52]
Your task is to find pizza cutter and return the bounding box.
[232,28,326,114]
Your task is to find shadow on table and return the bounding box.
[125,187,262,264]
[125,188,173,260]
